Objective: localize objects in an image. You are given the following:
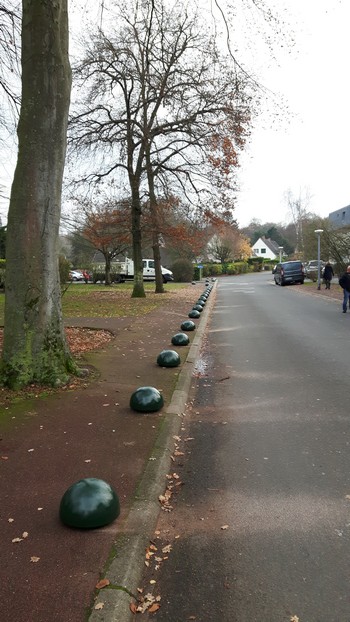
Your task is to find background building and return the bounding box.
[328,205,350,229]
[251,236,280,260]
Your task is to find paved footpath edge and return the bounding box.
[88,282,216,622]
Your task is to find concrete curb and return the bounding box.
[88,282,216,622]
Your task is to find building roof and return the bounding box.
[260,236,280,254]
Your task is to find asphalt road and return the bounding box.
[143,273,350,622]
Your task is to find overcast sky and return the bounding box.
[233,0,350,227]
[0,0,349,230]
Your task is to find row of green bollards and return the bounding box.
[59,282,213,530]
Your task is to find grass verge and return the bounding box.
[0,282,191,323]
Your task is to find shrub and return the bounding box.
[248,257,263,271]
[92,271,125,284]
[226,261,248,275]
[204,263,223,277]
[59,255,70,285]
[170,258,195,282]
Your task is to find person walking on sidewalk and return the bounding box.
[323,261,334,289]
[339,266,350,313]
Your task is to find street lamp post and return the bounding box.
[314,229,323,290]
[278,246,283,262]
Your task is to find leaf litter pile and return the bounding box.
[0,327,114,406]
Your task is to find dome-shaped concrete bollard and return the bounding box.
[130,386,164,412]
[157,349,181,368]
[59,478,120,529]
[192,304,203,312]
[181,320,196,331]
[188,309,200,319]
[171,332,190,346]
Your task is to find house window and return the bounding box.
[253,248,259,254]
[342,211,346,220]
[260,248,266,254]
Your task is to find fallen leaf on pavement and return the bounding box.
[221,525,229,530]
[129,602,138,614]
[162,544,172,554]
[12,537,23,543]
[30,556,40,562]
[94,602,104,610]
[22,532,29,538]
[95,578,110,589]
[148,603,161,613]
[290,616,299,622]
[8,518,14,523]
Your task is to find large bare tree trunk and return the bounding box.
[1,0,76,388]
[145,145,164,294]
[130,179,145,298]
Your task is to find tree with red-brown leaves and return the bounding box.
[75,196,131,285]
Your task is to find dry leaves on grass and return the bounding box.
[0,327,113,358]
[0,327,114,406]
[65,327,114,354]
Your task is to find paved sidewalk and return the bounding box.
[0,283,215,622]
[294,281,343,303]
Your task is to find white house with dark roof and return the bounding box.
[251,236,281,260]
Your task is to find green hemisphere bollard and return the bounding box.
[130,386,164,412]
[59,477,120,529]
[157,349,181,368]
[181,320,196,331]
[188,309,200,319]
[171,332,190,346]
[192,304,203,312]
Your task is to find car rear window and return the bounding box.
[282,262,302,269]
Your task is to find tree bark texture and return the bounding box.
[130,177,145,298]
[2,0,75,388]
[145,143,164,294]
